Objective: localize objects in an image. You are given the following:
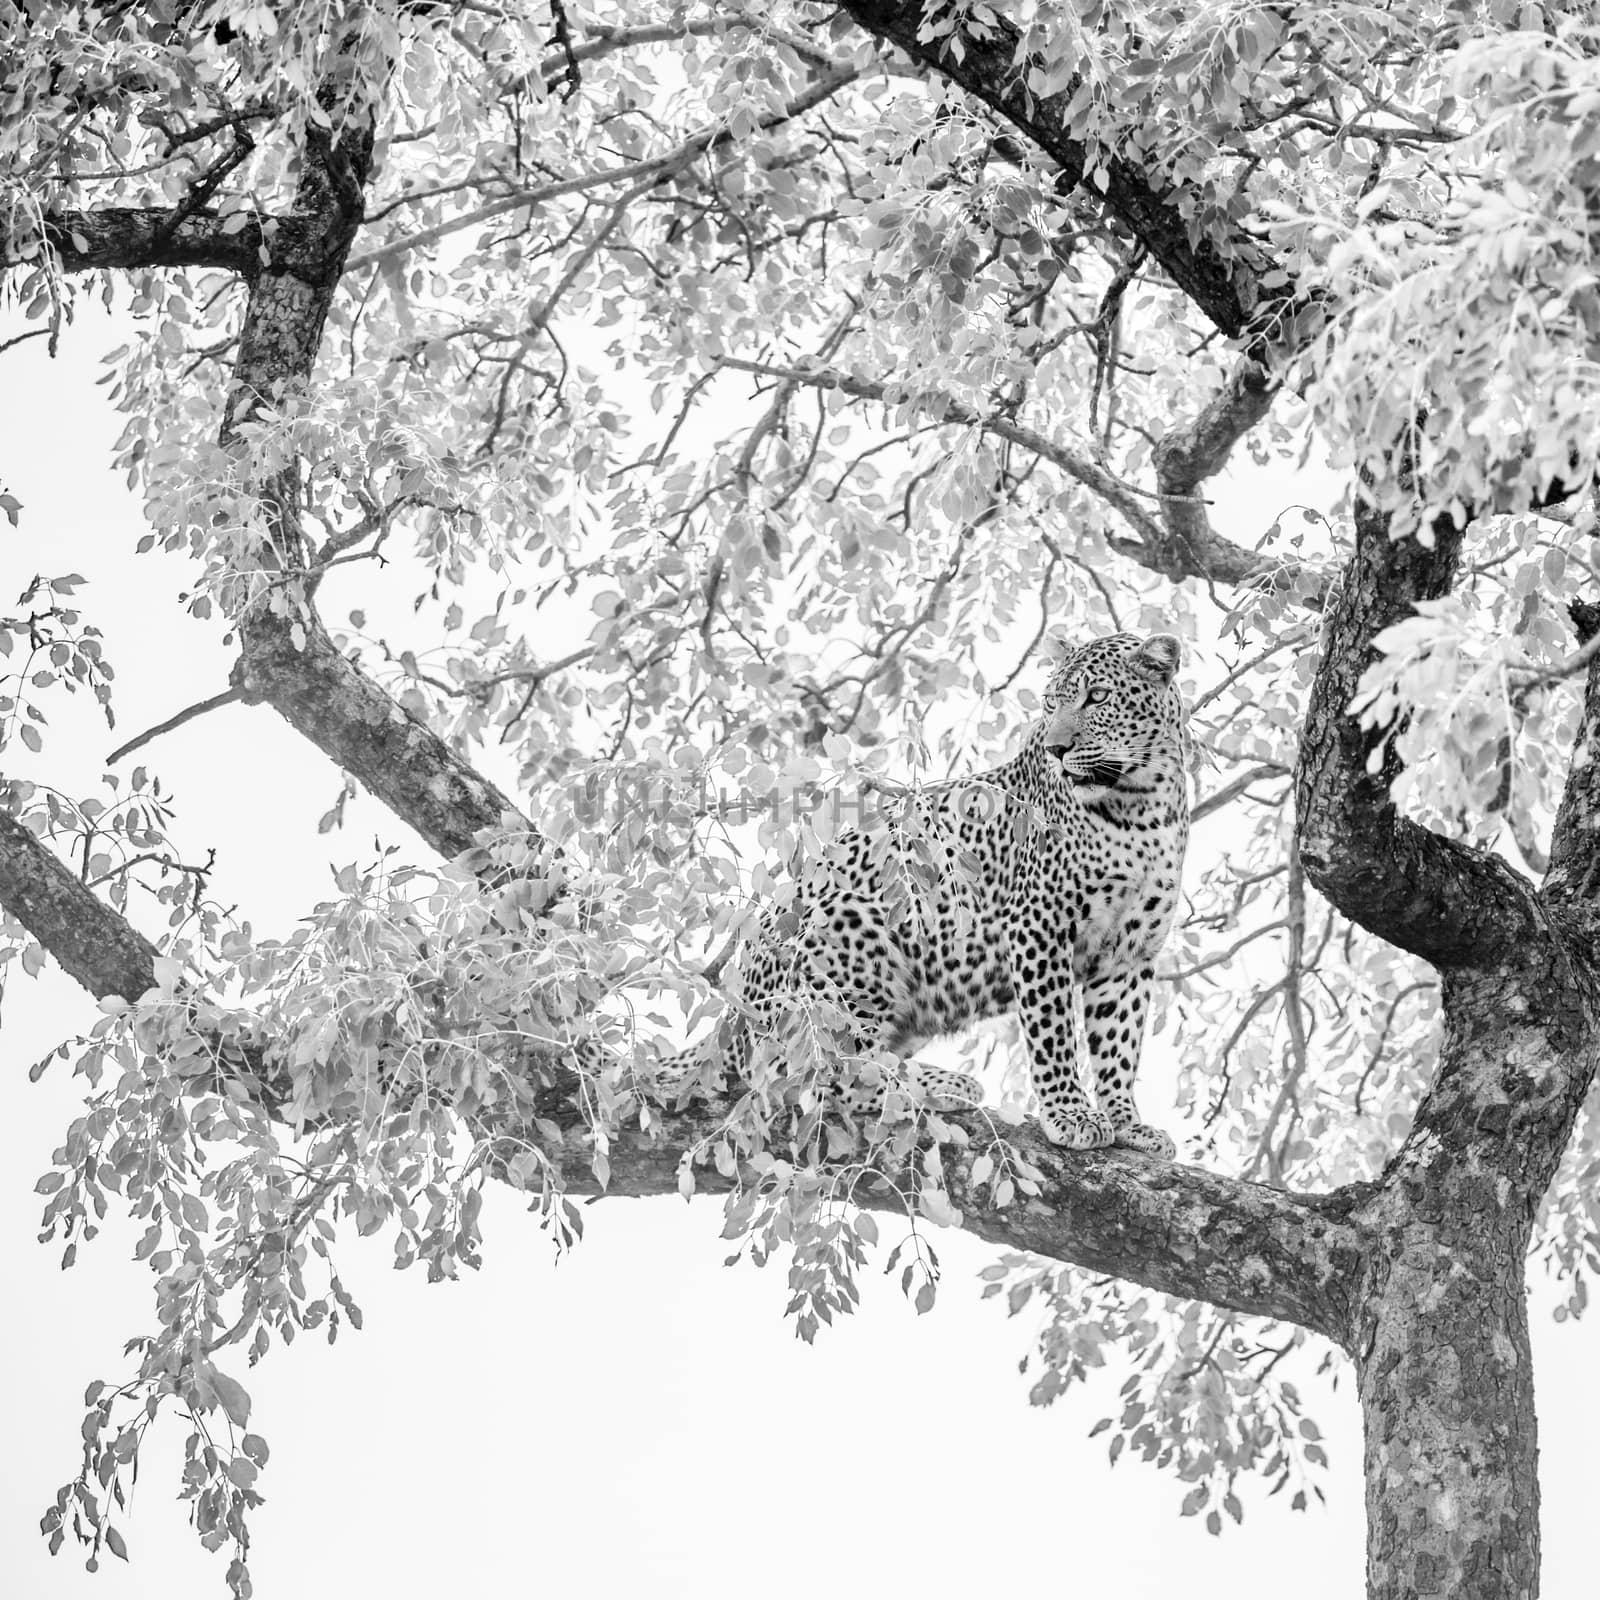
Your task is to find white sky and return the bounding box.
[1,309,1595,1599]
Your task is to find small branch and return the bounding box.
[1510,625,1600,688]
[1354,981,1435,1116]
[1191,762,1291,823]
[718,354,1164,540]
[1248,844,1311,1184]
[995,534,1063,691]
[1166,918,1291,982]
[716,355,1317,597]
[107,688,243,765]
[0,327,49,357]
[351,60,859,274]
[1150,358,1314,601]
[1204,986,1282,1128]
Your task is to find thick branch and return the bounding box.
[838,2,1291,341]
[1293,498,1547,967]
[2,206,262,275]
[0,811,160,1000]
[0,803,1365,1344]
[197,48,540,860]
[499,1082,1367,1346]
[230,611,533,859]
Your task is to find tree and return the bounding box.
[2,2,1598,1595]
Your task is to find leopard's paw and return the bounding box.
[1112,1121,1176,1160]
[1037,1105,1115,1149]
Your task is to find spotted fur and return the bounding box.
[685,632,1189,1157]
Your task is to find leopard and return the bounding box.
[674,631,1190,1159]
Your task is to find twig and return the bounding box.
[1354,980,1434,1115]
[1510,627,1600,687]
[1246,842,1311,1184]
[1190,763,1291,823]
[715,354,1168,549]
[996,535,1062,691]
[107,688,243,764]
[0,327,49,357]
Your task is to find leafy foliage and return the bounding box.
[4,0,1600,1589]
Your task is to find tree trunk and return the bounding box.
[1356,1215,1539,1598]
[1346,960,1590,1600]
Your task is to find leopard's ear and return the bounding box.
[1132,633,1181,684]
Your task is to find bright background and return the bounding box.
[1,311,1593,1598]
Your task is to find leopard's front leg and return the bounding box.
[1006,924,1113,1150]
[1081,962,1175,1159]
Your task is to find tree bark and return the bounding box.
[1356,1217,1538,1598]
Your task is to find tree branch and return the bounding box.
[230,611,534,860]
[106,687,243,765]
[0,800,1366,1349]
[481,1079,1366,1344]
[717,355,1313,594]
[837,1,1298,343]
[0,810,160,1001]
[1152,358,1322,599]
[186,43,545,864]
[350,59,859,274]
[2,205,263,275]
[1293,496,1548,968]
[1191,762,1290,824]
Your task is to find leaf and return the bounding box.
[210,1372,251,1428]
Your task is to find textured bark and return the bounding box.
[1292,477,1600,1596]
[471,1069,1368,1338]
[0,810,160,1000]
[1347,959,1597,1599]
[1356,1220,1538,1599]
[838,0,1294,342]
[0,205,262,275]
[230,611,532,859]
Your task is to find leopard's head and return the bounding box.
[1040,633,1185,793]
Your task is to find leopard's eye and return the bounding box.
[1084,685,1109,705]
